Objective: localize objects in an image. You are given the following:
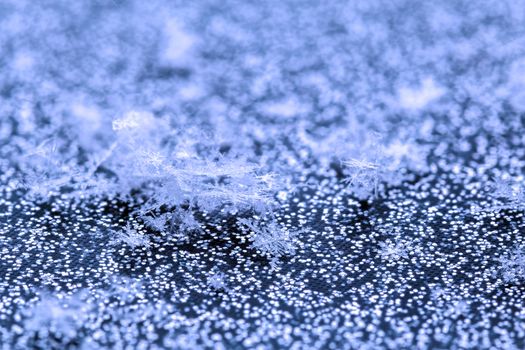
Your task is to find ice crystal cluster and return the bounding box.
[2,0,525,349]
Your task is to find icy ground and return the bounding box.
[2,0,525,349]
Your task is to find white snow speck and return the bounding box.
[398,78,445,110]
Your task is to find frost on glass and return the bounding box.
[3,0,525,348]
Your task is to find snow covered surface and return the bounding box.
[1,0,525,348]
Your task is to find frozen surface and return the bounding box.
[1,0,525,349]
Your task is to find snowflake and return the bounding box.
[110,223,151,249]
[238,218,298,258]
[378,240,409,261]
[40,273,56,285]
[498,245,525,283]
[489,178,525,211]
[207,272,228,291]
[269,257,280,271]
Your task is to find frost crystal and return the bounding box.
[238,218,298,258]
[498,245,525,284]
[207,272,228,291]
[378,241,409,261]
[110,223,151,249]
